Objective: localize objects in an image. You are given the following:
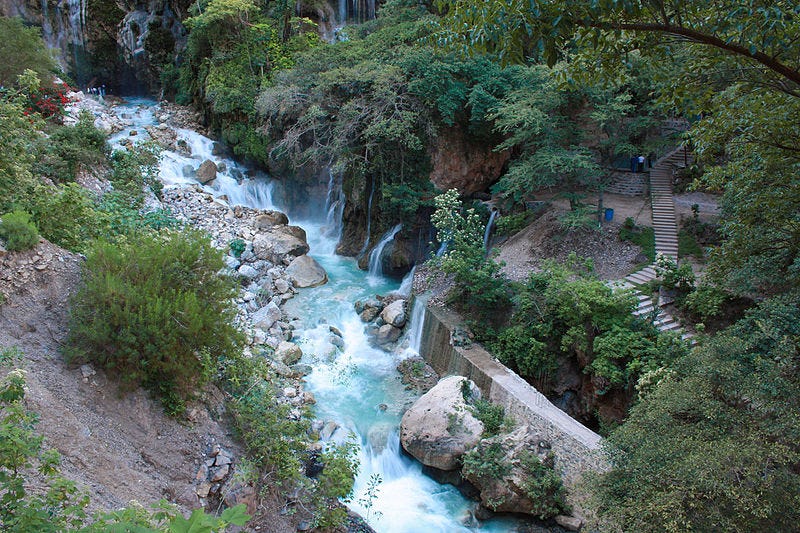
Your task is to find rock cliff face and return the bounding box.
[429,126,510,196]
[0,0,189,93]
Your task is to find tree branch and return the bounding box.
[584,21,800,87]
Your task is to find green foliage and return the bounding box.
[0,95,41,214]
[461,441,510,482]
[594,292,800,531]
[108,143,162,203]
[486,260,687,395]
[654,253,696,293]
[431,189,510,319]
[618,218,655,263]
[681,284,730,322]
[34,112,108,183]
[65,230,243,414]
[493,211,532,237]
[0,18,56,86]
[0,211,39,251]
[469,399,510,437]
[518,452,568,520]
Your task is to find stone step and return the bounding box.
[633,305,655,316]
[627,272,656,285]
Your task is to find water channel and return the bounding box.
[109,98,517,532]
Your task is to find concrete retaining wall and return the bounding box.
[418,304,608,488]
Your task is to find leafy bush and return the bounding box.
[518,452,567,519]
[470,399,511,437]
[431,189,510,320]
[594,293,800,531]
[34,112,107,182]
[462,441,510,482]
[65,229,243,414]
[494,211,532,237]
[654,253,695,293]
[0,210,39,251]
[681,284,730,321]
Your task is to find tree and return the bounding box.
[435,0,800,295]
[433,1,800,90]
[431,189,510,318]
[593,292,800,531]
[0,17,56,86]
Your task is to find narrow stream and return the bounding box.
[109,98,517,532]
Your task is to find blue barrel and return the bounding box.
[604,208,614,222]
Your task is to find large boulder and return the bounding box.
[254,210,289,229]
[462,425,565,518]
[380,299,407,328]
[252,228,310,264]
[285,255,328,288]
[375,324,401,346]
[197,160,218,184]
[400,376,484,471]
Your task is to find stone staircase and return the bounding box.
[615,146,695,342]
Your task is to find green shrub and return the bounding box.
[34,112,108,182]
[619,219,655,263]
[682,284,729,321]
[470,399,511,437]
[494,211,531,237]
[518,451,568,519]
[65,229,243,414]
[28,183,100,251]
[0,210,39,251]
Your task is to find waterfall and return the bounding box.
[483,209,498,251]
[367,224,402,281]
[404,296,426,356]
[394,265,415,297]
[40,0,88,82]
[322,167,345,247]
[358,177,375,258]
[435,241,449,257]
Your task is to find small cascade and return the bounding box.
[404,296,427,356]
[367,224,402,281]
[322,167,345,246]
[394,265,416,297]
[483,209,498,251]
[435,240,449,257]
[333,0,378,24]
[358,177,375,258]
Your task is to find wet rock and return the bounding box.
[367,422,394,453]
[400,376,483,471]
[286,254,328,288]
[274,277,291,294]
[253,228,309,264]
[380,299,407,328]
[375,324,401,345]
[197,160,217,184]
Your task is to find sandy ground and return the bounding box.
[0,241,295,530]
[495,191,720,283]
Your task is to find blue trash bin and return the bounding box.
[604,208,614,222]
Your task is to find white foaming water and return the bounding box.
[484,209,498,251]
[367,223,402,284]
[358,177,375,258]
[394,265,416,298]
[110,98,518,532]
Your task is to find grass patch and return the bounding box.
[678,229,704,259]
[619,217,655,263]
